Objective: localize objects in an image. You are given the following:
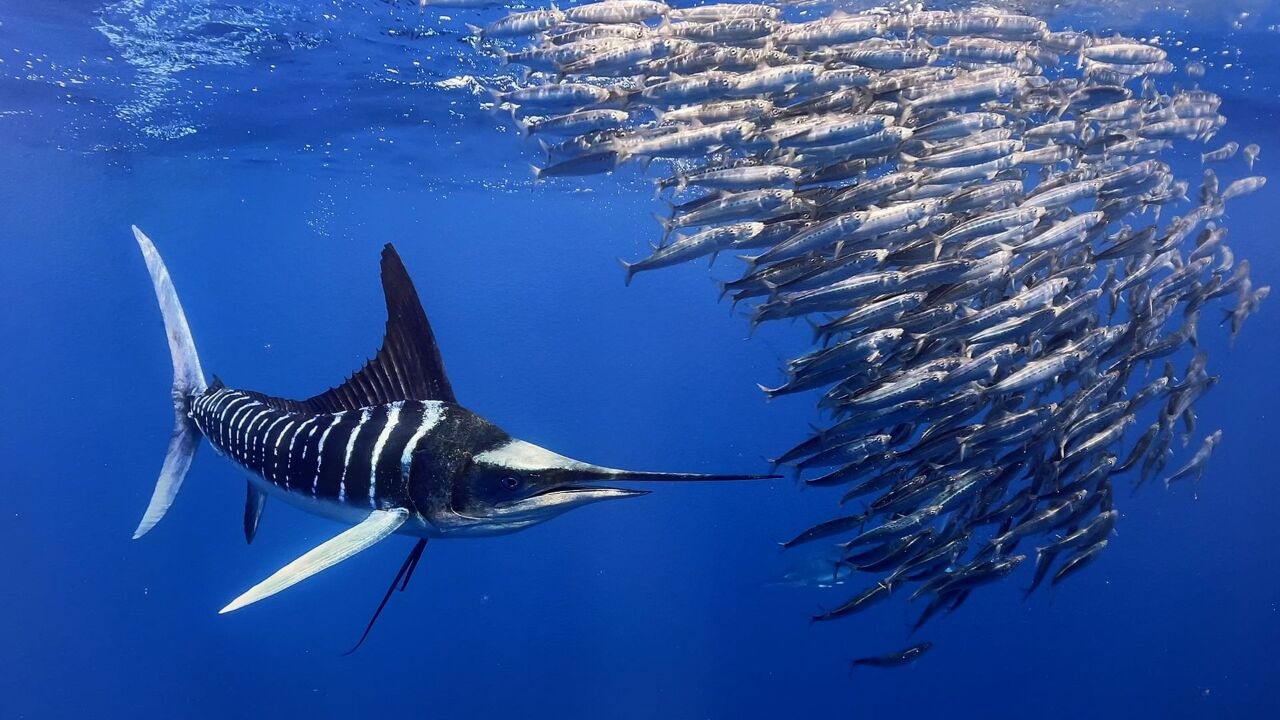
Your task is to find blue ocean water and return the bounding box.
[1,1,1278,718]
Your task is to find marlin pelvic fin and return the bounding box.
[220,508,409,614]
[243,483,267,544]
[132,226,208,540]
[344,538,428,655]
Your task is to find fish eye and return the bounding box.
[500,475,521,491]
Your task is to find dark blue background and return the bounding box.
[1,1,1277,718]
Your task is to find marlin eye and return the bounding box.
[500,476,521,491]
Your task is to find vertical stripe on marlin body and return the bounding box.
[129,225,778,648]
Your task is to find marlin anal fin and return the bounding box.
[132,225,208,539]
[303,244,456,411]
[219,508,409,614]
[243,483,267,544]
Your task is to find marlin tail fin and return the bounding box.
[132,226,208,539]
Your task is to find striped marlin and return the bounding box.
[131,226,775,643]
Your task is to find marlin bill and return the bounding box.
[130,226,775,642]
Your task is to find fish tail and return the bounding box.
[1033,544,1052,565]
[652,177,669,201]
[131,226,208,539]
[652,212,673,236]
[534,137,555,163]
[618,257,637,286]
[512,111,531,138]
[756,382,783,401]
[806,316,825,344]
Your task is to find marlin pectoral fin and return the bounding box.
[219,508,409,614]
[344,538,428,656]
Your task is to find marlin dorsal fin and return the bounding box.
[273,245,456,414]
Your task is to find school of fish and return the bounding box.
[459,1,1267,648]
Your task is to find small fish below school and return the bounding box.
[850,642,933,672]
[129,227,777,647]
